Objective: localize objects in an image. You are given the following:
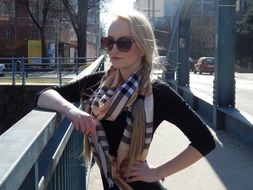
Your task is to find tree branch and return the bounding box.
[61,0,78,32]
[18,0,42,30]
[42,0,50,27]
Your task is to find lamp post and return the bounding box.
[54,17,59,60]
[54,17,62,85]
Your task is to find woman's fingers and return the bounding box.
[119,161,157,183]
[67,108,96,135]
[72,120,80,131]
[82,115,95,135]
[119,161,139,178]
[79,118,86,133]
[87,118,96,134]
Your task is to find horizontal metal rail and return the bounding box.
[0,55,105,190]
[0,57,98,85]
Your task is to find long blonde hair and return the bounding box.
[115,11,158,172]
[84,11,158,173]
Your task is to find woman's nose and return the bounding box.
[110,43,119,52]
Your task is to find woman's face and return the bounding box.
[107,18,144,79]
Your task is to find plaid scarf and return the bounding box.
[85,66,154,189]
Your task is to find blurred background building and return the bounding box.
[0,0,99,59]
[0,0,252,60]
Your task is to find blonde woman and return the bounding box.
[36,11,215,190]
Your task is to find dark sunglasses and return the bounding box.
[100,36,135,53]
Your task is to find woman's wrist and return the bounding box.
[159,166,166,181]
[154,166,166,182]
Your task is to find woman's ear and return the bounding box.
[139,49,145,57]
[136,44,144,57]
[141,55,145,62]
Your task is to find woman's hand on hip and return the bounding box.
[119,160,160,183]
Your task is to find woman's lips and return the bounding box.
[111,56,123,60]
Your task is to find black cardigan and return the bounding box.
[36,71,215,156]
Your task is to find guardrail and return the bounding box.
[0,57,98,85]
[0,55,105,190]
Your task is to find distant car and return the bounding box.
[0,64,5,76]
[194,57,215,75]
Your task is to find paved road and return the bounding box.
[189,72,253,116]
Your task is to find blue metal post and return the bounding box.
[213,0,236,129]
[75,57,79,75]
[165,0,197,86]
[58,58,62,86]
[21,58,25,85]
[11,57,16,85]
[164,7,179,82]
[177,22,190,87]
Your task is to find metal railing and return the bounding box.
[0,55,105,190]
[0,57,98,85]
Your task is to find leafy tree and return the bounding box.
[236,7,253,70]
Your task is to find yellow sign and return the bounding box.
[28,40,42,64]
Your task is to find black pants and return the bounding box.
[101,174,164,190]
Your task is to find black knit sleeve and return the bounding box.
[35,72,104,104]
[152,80,215,156]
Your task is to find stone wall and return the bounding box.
[0,85,53,134]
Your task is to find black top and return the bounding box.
[36,71,215,190]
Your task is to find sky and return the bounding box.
[100,0,136,31]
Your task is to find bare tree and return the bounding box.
[190,16,215,59]
[189,2,215,60]
[18,0,51,57]
[153,17,172,56]
[61,0,108,58]
[236,6,253,70]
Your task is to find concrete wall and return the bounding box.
[0,85,53,134]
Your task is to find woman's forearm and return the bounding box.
[157,145,203,180]
[37,89,75,115]
[37,89,96,135]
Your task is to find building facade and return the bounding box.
[134,0,164,19]
[134,0,180,28]
[0,0,41,41]
[0,0,98,58]
[164,0,180,17]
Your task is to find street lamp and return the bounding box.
[54,17,59,60]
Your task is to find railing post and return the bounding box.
[11,57,16,85]
[177,22,190,87]
[75,57,79,75]
[21,57,25,85]
[213,0,236,129]
[57,57,62,86]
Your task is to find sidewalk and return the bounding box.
[87,121,253,190]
